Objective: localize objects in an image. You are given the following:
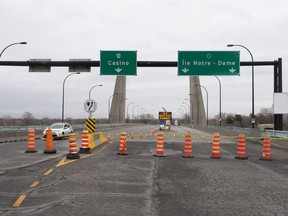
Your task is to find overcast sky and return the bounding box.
[0,0,287,120]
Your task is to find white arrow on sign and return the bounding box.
[182,68,189,73]
[115,67,122,73]
[228,68,236,73]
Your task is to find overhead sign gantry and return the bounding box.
[0,53,283,130]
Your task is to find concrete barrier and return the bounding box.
[88,132,108,150]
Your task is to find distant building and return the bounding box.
[260,106,273,114]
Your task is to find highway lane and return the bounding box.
[1,125,288,215]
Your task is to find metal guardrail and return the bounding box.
[0,123,140,138]
[265,130,288,138]
[205,125,261,136]
[198,125,288,139]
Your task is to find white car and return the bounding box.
[43,123,73,139]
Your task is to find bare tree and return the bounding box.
[22,112,34,126]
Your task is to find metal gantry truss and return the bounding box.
[0,58,283,130]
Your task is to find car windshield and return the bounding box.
[50,124,64,129]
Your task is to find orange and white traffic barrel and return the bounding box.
[25,128,37,153]
[117,132,128,155]
[260,134,272,161]
[79,129,91,154]
[107,133,111,142]
[182,132,193,158]
[235,133,248,160]
[154,132,166,157]
[44,128,57,154]
[66,133,80,159]
[211,132,221,159]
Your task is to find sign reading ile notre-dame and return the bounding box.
[178,51,240,76]
[100,50,137,76]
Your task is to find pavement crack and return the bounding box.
[148,157,160,216]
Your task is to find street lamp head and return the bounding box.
[227,44,234,47]
[19,42,27,45]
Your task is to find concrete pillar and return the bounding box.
[110,76,126,124]
[189,76,206,125]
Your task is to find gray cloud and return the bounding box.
[0,0,287,119]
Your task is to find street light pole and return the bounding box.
[182,102,190,123]
[88,84,103,118]
[180,104,188,123]
[119,98,127,123]
[215,76,222,126]
[185,98,193,124]
[227,44,255,128]
[108,93,118,123]
[137,108,144,119]
[132,105,139,122]
[88,84,103,100]
[126,102,135,123]
[0,42,27,58]
[62,73,80,122]
[188,94,199,125]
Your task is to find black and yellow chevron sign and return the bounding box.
[86,118,96,133]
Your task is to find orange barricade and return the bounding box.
[235,133,248,160]
[79,129,91,154]
[44,128,57,154]
[107,133,111,142]
[154,132,166,157]
[25,128,37,153]
[260,134,272,161]
[211,132,221,159]
[182,132,193,158]
[66,133,80,159]
[117,132,128,155]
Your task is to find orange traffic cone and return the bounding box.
[131,133,135,139]
[235,133,248,160]
[107,133,112,142]
[182,132,193,158]
[44,128,57,154]
[260,134,272,161]
[139,133,143,139]
[66,133,80,159]
[147,132,151,137]
[79,129,91,154]
[25,128,37,153]
[154,132,166,157]
[211,132,221,159]
[117,132,128,155]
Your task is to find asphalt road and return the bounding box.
[1,125,288,216]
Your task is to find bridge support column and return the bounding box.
[189,76,206,126]
[110,76,126,124]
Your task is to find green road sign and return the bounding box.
[100,50,137,76]
[178,51,240,76]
